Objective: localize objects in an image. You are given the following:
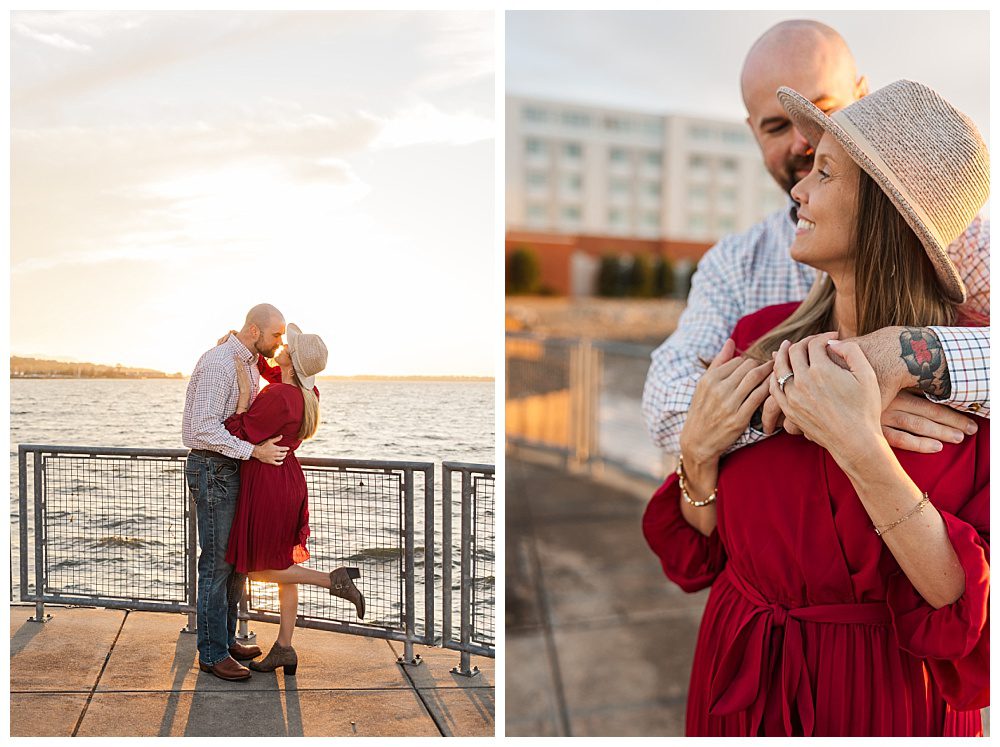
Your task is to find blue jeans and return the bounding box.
[185,452,245,665]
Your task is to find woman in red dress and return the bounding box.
[224,323,365,676]
[643,81,989,736]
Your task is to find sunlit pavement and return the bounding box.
[506,456,707,736]
[10,605,493,737]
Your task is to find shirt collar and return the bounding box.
[227,334,256,364]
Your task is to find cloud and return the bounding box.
[11,21,93,52]
[369,102,494,149]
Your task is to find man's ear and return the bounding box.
[855,75,869,100]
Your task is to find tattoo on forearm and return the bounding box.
[899,328,951,399]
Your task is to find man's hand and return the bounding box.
[880,390,977,453]
[252,435,288,466]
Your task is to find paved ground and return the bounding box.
[10,605,493,737]
[506,455,707,737]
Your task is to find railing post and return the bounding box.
[423,465,435,647]
[182,468,197,634]
[451,468,478,677]
[442,466,453,648]
[18,447,29,603]
[29,454,50,623]
[236,581,255,642]
[398,469,420,666]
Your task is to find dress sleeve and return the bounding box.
[886,425,990,711]
[224,385,292,446]
[257,355,283,385]
[642,472,727,592]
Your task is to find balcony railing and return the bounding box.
[14,444,493,668]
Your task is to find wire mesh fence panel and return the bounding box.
[471,472,495,648]
[594,341,671,481]
[506,335,574,453]
[246,465,406,632]
[39,454,188,604]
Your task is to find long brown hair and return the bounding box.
[290,370,320,440]
[744,169,957,361]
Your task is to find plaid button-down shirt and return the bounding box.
[642,204,990,455]
[182,334,263,460]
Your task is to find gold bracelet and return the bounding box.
[873,492,930,537]
[677,454,717,508]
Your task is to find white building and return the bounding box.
[506,95,788,242]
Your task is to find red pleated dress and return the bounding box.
[224,358,317,573]
[643,302,989,737]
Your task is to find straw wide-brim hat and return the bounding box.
[777,80,989,303]
[286,323,328,391]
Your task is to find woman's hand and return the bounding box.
[217,329,237,346]
[770,334,884,467]
[234,355,251,414]
[679,338,775,466]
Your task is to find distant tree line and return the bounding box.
[10,357,183,379]
[506,245,697,298]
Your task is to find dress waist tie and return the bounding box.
[708,565,892,736]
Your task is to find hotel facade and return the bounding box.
[506,95,788,295]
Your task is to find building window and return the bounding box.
[526,203,547,225]
[608,208,627,226]
[562,173,583,191]
[526,138,547,155]
[717,216,736,232]
[689,154,709,170]
[523,107,547,122]
[645,151,662,166]
[527,171,548,187]
[721,158,739,173]
[643,182,661,197]
[561,111,590,127]
[688,213,708,232]
[610,148,628,162]
[690,125,712,140]
[610,178,630,195]
[643,120,663,136]
[688,184,708,201]
[642,211,660,227]
[721,129,747,144]
[563,142,583,159]
[562,205,582,222]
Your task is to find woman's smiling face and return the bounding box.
[789,133,861,279]
[275,345,293,367]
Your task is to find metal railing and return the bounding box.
[506,332,672,483]
[13,444,480,666]
[441,462,496,676]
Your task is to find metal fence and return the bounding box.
[14,444,487,666]
[506,332,673,483]
[441,462,496,676]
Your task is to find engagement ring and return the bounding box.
[777,372,794,393]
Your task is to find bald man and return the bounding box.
[642,19,989,457]
[182,303,290,680]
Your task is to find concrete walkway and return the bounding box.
[10,605,493,737]
[506,456,706,737]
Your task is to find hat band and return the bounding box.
[831,111,945,250]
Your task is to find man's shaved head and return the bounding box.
[243,303,284,333]
[240,303,286,358]
[740,20,866,194]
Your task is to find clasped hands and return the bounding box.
[682,332,978,467]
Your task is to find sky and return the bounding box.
[11,11,494,376]
[506,10,989,142]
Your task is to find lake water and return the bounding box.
[10,378,495,639]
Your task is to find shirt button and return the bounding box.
[969,403,982,412]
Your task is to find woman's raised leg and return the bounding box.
[277,583,298,647]
[249,565,331,589]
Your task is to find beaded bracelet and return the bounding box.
[873,492,930,537]
[676,454,717,508]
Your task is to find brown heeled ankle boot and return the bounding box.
[329,566,365,619]
[249,642,298,675]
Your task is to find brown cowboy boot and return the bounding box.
[329,566,365,619]
[249,641,298,675]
